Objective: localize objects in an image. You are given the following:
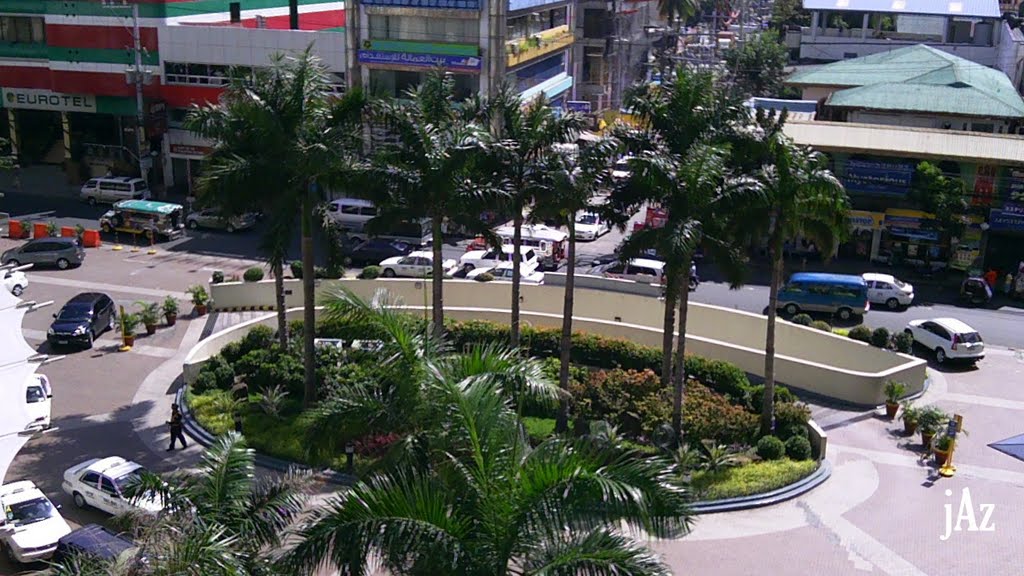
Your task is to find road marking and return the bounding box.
[22,329,177,359]
[25,275,188,300]
[939,392,1024,411]
[830,444,1024,486]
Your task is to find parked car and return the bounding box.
[863,272,914,309]
[62,457,163,515]
[0,480,72,563]
[466,261,545,284]
[53,524,137,565]
[185,208,257,232]
[47,292,117,349]
[346,239,414,267]
[573,212,612,241]
[459,245,539,271]
[3,268,27,296]
[904,318,984,365]
[599,258,667,285]
[2,237,85,270]
[25,374,52,430]
[379,251,458,278]
[80,176,149,205]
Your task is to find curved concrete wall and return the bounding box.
[202,278,927,406]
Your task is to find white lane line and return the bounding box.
[22,329,176,359]
[940,392,1024,411]
[830,444,1024,486]
[25,275,188,300]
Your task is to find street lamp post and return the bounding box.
[103,1,152,186]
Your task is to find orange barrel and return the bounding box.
[33,222,49,238]
[61,226,76,237]
[8,220,23,239]
[82,229,101,248]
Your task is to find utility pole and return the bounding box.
[289,0,299,30]
[103,1,150,189]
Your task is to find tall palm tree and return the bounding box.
[186,49,366,407]
[752,130,849,436]
[533,139,616,432]
[366,71,500,337]
[51,434,307,576]
[284,355,693,575]
[479,86,585,349]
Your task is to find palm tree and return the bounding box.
[284,353,693,575]
[479,86,585,349]
[365,71,500,337]
[752,130,849,436]
[533,139,616,432]
[0,136,14,171]
[186,49,366,407]
[51,434,307,576]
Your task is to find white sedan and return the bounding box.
[0,481,72,563]
[904,318,984,365]
[3,269,27,297]
[379,251,458,278]
[62,457,163,516]
[466,262,545,284]
[573,212,611,241]
[863,272,914,309]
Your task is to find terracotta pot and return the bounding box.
[933,448,950,466]
[921,431,935,449]
[903,420,918,436]
[165,313,177,327]
[145,324,157,336]
[195,304,208,316]
[885,402,899,419]
[124,335,136,347]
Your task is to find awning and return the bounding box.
[520,73,574,103]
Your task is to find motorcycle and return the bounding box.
[958,277,992,307]
[688,262,699,291]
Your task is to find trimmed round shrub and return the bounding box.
[809,320,832,332]
[243,267,265,282]
[785,435,813,461]
[848,325,872,343]
[747,384,796,414]
[474,272,495,282]
[778,424,809,442]
[289,260,303,279]
[359,265,382,280]
[192,355,235,394]
[756,435,786,461]
[893,331,913,354]
[211,270,225,284]
[870,327,891,348]
[791,313,813,326]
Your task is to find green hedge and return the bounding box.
[691,459,819,500]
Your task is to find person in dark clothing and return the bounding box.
[167,403,187,451]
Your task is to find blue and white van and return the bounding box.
[777,272,870,321]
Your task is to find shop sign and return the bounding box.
[361,0,479,7]
[357,50,482,72]
[1008,169,1024,203]
[988,205,1024,232]
[170,144,212,157]
[848,210,884,230]
[950,215,984,271]
[971,165,998,208]
[884,210,939,241]
[361,39,478,57]
[841,159,914,196]
[2,88,96,113]
[567,100,592,113]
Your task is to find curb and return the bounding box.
[212,305,277,312]
[689,459,832,514]
[176,387,356,486]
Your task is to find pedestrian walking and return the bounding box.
[1004,272,1014,296]
[166,403,187,451]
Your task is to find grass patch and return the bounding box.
[691,459,818,501]
[188,389,237,436]
[523,417,556,444]
[831,327,851,337]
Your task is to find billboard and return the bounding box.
[841,159,914,196]
[357,50,482,72]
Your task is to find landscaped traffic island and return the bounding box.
[186,291,822,504]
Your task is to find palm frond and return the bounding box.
[523,528,673,576]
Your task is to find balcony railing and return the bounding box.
[506,25,574,68]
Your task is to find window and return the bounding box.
[164,62,255,86]
[80,472,101,486]
[370,15,478,43]
[359,206,378,217]
[0,16,45,43]
[26,386,46,403]
[99,477,118,495]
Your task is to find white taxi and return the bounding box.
[62,457,163,516]
[0,480,72,563]
[379,250,458,278]
[863,272,914,310]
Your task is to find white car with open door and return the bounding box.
[459,245,539,272]
[62,457,163,516]
[863,272,914,309]
[904,318,984,365]
[0,481,72,563]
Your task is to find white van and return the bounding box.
[495,224,568,271]
[80,177,149,205]
[325,198,377,237]
[600,258,667,284]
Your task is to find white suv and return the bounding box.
[904,318,984,365]
[863,272,914,309]
[0,481,72,563]
[459,246,538,272]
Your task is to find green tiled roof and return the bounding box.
[787,44,1024,118]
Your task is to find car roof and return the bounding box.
[330,197,374,207]
[862,272,896,283]
[408,251,433,258]
[58,524,135,560]
[84,456,138,477]
[114,200,183,214]
[27,236,76,245]
[0,480,45,504]
[790,272,866,286]
[928,318,979,334]
[628,258,666,270]
[67,292,109,305]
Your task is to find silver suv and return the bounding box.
[2,238,85,270]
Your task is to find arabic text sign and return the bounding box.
[357,50,481,72]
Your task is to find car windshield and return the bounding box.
[26,386,47,403]
[113,469,146,493]
[576,214,599,225]
[57,305,91,321]
[6,497,55,526]
[893,278,907,288]
[959,332,983,344]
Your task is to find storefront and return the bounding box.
[878,209,947,268]
[949,215,985,274]
[840,210,884,261]
[163,129,213,196]
[984,204,1024,274]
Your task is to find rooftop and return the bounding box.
[801,0,1000,18]
[787,45,1024,118]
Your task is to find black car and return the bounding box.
[48,292,116,348]
[53,524,136,564]
[345,238,414,267]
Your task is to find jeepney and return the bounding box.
[99,200,185,241]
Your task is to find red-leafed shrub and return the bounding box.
[352,432,401,458]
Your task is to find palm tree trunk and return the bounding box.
[301,192,317,409]
[273,258,287,348]
[661,264,679,385]
[555,222,576,434]
[431,215,445,338]
[510,207,523,349]
[670,264,691,445]
[761,235,783,436]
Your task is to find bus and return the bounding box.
[776,272,870,321]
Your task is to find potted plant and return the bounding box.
[883,380,906,419]
[162,296,179,326]
[136,301,160,336]
[188,285,211,316]
[933,434,954,466]
[917,406,948,449]
[899,402,920,436]
[118,312,141,347]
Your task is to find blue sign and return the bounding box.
[362,0,479,7]
[567,100,592,113]
[357,50,482,72]
[988,206,1024,232]
[842,159,914,196]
